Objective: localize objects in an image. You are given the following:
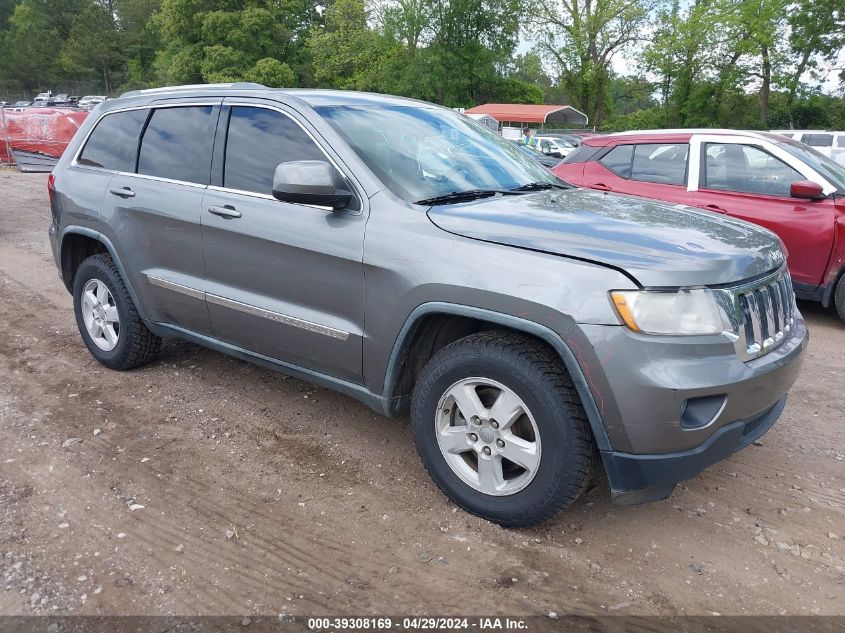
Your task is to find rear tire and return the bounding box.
[411,330,597,527]
[835,274,845,323]
[73,254,161,370]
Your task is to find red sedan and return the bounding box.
[554,129,845,321]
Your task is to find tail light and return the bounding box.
[47,173,56,208]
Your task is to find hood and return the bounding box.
[427,188,784,287]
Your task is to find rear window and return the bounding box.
[137,106,216,185]
[802,134,833,148]
[77,109,148,172]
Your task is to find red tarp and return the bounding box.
[0,108,89,165]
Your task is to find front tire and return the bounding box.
[411,331,597,527]
[73,254,161,370]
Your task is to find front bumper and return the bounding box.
[603,396,785,504]
[564,311,808,503]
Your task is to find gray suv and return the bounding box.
[48,84,807,526]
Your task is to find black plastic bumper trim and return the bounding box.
[602,396,786,504]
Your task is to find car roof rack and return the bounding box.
[120,83,267,98]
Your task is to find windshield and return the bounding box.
[315,105,560,203]
[779,139,845,191]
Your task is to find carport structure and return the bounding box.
[464,103,589,130]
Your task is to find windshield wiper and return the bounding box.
[414,189,522,206]
[510,181,571,192]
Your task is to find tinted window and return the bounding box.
[561,144,600,164]
[704,143,803,196]
[77,109,148,171]
[630,143,688,185]
[599,144,633,178]
[137,106,215,184]
[224,106,330,194]
[803,134,832,147]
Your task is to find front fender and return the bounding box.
[381,302,612,452]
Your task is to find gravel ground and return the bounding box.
[0,168,843,617]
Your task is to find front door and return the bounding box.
[693,141,835,286]
[201,102,366,383]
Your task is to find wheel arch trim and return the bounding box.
[60,225,151,324]
[381,302,612,451]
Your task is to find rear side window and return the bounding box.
[630,143,688,185]
[599,144,634,178]
[137,106,216,185]
[803,134,833,147]
[77,109,148,171]
[224,106,332,194]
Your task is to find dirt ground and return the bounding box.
[0,168,843,618]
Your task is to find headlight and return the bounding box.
[610,289,723,336]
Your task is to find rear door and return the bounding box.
[100,101,220,334]
[582,141,695,205]
[201,101,367,383]
[692,139,835,286]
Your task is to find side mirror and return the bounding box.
[272,160,352,210]
[790,180,825,200]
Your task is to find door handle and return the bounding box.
[592,183,612,191]
[109,186,135,198]
[208,205,242,219]
[703,204,727,214]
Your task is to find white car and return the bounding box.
[533,135,578,159]
[33,91,54,106]
[772,130,845,166]
[78,95,107,110]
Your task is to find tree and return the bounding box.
[782,0,845,110]
[246,57,296,87]
[153,0,319,85]
[308,0,387,91]
[0,2,61,92]
[60,1,124,93]
[530,0,653,126]
[426,0,522,106]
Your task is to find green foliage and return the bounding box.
[308,0,385,91]
[0,0,842,132]
[603,107,667,132]
[246,58,296,87]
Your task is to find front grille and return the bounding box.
[718,268,795,362]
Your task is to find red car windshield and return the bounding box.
[779,140,845,192]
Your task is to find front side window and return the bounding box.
[704,143,804,197]
[137,106,215,185]
[224,106,332,195]
[630,143,688,185]
[77,109,148,171]
[314,105,558,203]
